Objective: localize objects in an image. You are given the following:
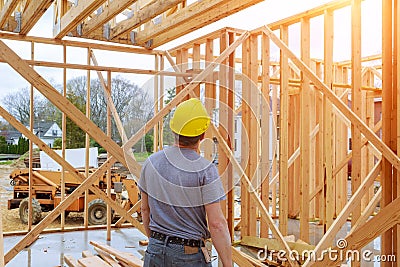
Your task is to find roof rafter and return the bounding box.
[133,0,225,47]
[54,0,106,38]
[80,0,137,36]
[19,0,54,35]
[0,0,19,28]
[136,0,263,48]
[109,0,183,40]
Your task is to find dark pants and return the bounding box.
[144,237,212,267]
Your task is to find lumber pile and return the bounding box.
[64,241,143,267]
[239,236,315,266]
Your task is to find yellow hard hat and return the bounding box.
[170,98,211,137]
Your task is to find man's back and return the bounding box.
[139,146,225,240]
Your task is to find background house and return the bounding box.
[25,121,62,148]
[0,130,22,145]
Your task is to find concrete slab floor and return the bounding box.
[3,228,221,267]
[3,219,384,266]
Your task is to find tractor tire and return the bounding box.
[19,197,42,224]
[88,199,108,225]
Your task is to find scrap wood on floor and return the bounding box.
[64,241,143,267]
[239,235,315,266]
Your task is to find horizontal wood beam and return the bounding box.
[135,0,262,48]
[109,0,182,40]
[80,0,136,36]
[0,0,19,28]
[0,31,162,54]
[54,0,105,38]
[133,0,223,46]
[19,0,53,35]
[267,0,352,30]
[0,58,191,77]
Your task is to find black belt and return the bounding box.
[150,230,204,247]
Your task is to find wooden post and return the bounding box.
[154,54,159,152]
[241,36,250,237]
[61,44,67,230]
[204,38,214,161]
[249,33,259,237]
[159,54,164,150]
[396,0,400,261]
[260,32,270,238]
[84,48,91,229]
[279,25,289,236]
[338,66,349,213]
[324,9,335,230]
[0,198,3,267]
[227,31,235,239]
[106,71,112,241]
[176,49,183,95]
[300,17,311,243]
[288,84,296,218]
[382,0,394,262]
[351,1,362,244]
[219,31,229,218]
[193,43,201,97]
[28,41,34,231]
[271,66,278,218]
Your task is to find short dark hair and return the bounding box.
[174,133,203,146]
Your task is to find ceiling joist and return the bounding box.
[19,0,53,34]
[0,0,19,28]
[109,0,183,41]
[79,0,137,36]
[135,0,263,48]
[132,0,224,47]
[54,0,106,38]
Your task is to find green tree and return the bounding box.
[0,136,7,153]
[145,134,154,153]
[16,137,29,154]
[65,89,86,148]
[1,87,44,125]
[53,138,62,149]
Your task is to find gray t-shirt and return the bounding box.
[138,146,226,240]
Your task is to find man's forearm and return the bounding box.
[141,208,151,237]
[209,221,232,267]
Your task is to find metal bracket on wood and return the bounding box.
[97,6,103,15]
[130,31,137,45]
[103,23,110,40]
[53,18,61,36]
[153,16,162,25]
[126,10,134,19]
[14,12,21,33]
[76,23,82,36]
[145,39,153,49]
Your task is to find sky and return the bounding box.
[0,0,382,100]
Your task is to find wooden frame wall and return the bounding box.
[166,1,397,266]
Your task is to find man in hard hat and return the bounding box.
[139,98,232,266]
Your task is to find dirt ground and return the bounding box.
[0,164,85,233]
